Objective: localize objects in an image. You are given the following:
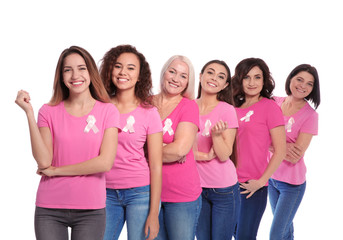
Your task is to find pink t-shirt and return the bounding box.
[161,97,202,202]
[270,96,318,185]
[196,101,239,188]
[235,98,284,184]
[36,101,120,209]
[106,105,162,189]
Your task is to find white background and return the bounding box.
[1,0,342,239]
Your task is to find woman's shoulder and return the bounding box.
[218,101,235,111]
[181,97,198,108]
[39,102,63,113]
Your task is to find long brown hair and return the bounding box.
[197,60,233,104]
[231,57,275,107]
[49,46,110,105]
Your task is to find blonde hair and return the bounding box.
[159,55,195,99]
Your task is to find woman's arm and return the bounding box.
[15,90,52,169]
[194,147,216,162]
[39,127,118,176]
[144,132,163,240]
[162,122,198,163]
[211,120,237,162]
[241,125,286,198]
[285,133,313,164]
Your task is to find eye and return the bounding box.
[63,68,71,73]
[79,67,87,71]
[128,67,135,71]
[181,75,188,79]
[218,75,225,80]
[169,70,175,74]
[114,64,122,69]
[243,76,249,80]
[207,71,214,75]
[296,77,303,82]
[307,82,314,87]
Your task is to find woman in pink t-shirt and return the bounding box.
[15,46,120,240]
[153,55,202,240]
[268,64,320,240]
[100,45,162,240]
[194,60,240,240]
[231,58,286,240]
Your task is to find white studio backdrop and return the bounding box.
[1,0,342,239]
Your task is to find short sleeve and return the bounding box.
[222,103,239,129]
[300,111,318,135]
[147,107,163,134]
[266,100,284,129]
[104,104,121,131]
[37,104,50,128]
[179,99,199,128]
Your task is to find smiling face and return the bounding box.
[242,66,264,99]
[62,53,91,96]
[289,71,314,99]
[162,59,189,96]
[111,52,140,92]
[200,63,229,95]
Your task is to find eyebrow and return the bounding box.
[63,64,87,68]
[170,67,188,76]
[115,62,137,67]
[208,67,227,77]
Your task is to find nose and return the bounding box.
[71,69,80,79]
[119,67,127,76]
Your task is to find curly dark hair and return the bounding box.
[197,60,233,104]
[99,44,153,107]
[231,57,275,107]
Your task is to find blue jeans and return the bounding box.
[269,179,306,240]
[156,196,202,240]
[235,186,268,240]
[104,185,150,240]
[196,182,240,240]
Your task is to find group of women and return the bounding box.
[15,44,320,240]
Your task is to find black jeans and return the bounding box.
[34,207,106,240]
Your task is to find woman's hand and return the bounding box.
[37,166,57,177]
[211,120,228,136]
[285,143,302,164]
[144,214,159,240]
[15,90,33,114]
[240,179,264,199]
[208,147,216,160]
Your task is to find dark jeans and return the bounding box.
[235,186,268,240]
[34,207,106,240]
[196,182,240,240]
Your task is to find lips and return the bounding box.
[71,81,84,86]
[207,82,217,87]
[296,87,305,93]
[118,78,129,82]
[168,82,179,88]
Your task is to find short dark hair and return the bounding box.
[285,64,321,109]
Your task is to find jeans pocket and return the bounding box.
[213,186,234,195]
